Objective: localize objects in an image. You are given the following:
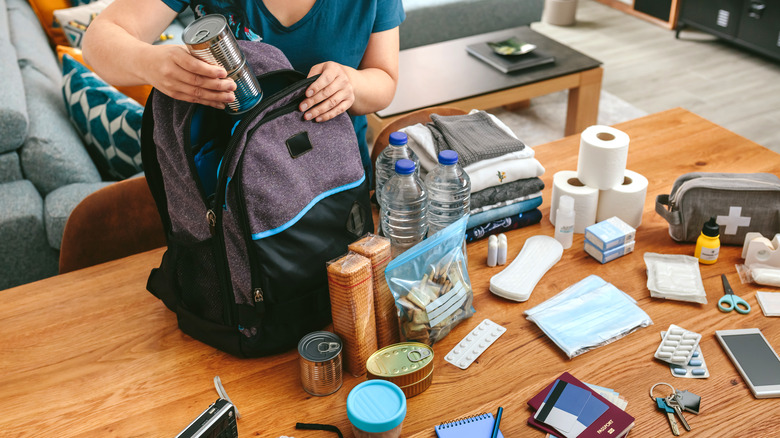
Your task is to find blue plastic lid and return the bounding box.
[395,159,416,175]
[438,150,458,165]
[389,132,408,146]
[347,380,406,433]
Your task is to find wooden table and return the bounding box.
[367,27,603,142]
[2,108,779,437]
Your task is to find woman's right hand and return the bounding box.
[145,45,237,110]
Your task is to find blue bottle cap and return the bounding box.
[389,132,408,146]
[347,380,406,433]
[395,159,416,175]
[438,150,458,165]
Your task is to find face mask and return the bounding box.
[525,275,653,359]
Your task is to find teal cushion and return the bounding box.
[62,54,144,180]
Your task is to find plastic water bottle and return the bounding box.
[424,150,471,237]
[375,132,419,207]
[381,159,428,258]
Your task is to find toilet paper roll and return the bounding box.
[576,125,630,190]
[550,170,599,234]
[596,169,648,228]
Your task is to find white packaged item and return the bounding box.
[550,170,599,234]
[576,125,630,190]
[654,324,702,366]
[644,253,708,304]
[756,291,780,316]
[736,263,780,288]
[596,169,648,228]
[497,233,507,265]
[554,195,575,249]
[660,331,710,378]
[489,235,563,302]
[444,319,506,369]
[584,216,636,251]
[584,239,635,264]
[487,235,498,267]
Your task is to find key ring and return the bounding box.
[650,382,676,401]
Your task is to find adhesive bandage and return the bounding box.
[489,235,563,301]
[445,319,506,369]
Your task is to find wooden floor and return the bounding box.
[530,0,780,153]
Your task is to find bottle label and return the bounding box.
[699,246,719,261]
[558,225,574,234]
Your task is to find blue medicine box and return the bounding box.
[584,217,636,251]
[584,239,635,264]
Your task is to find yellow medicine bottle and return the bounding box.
[694,217,720,264]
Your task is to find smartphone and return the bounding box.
[176,398,238,438]
[715,328,780,398]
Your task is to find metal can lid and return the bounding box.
[366,342,433,378]
[298,331,342,362]
[183,14,228,45]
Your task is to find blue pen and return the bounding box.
[491,407,503,438]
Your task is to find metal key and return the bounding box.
[656,397,680,436]
[666,394,692,431]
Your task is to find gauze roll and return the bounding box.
[596,169,648,228]
[550,170,598,233]
[577,125,630,190]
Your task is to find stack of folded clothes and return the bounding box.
[402,110,545,243]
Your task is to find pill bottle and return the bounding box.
[347,380,406,438]
[694,217,720,264]
[554,195,575,249]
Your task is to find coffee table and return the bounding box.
[367,26,603,142]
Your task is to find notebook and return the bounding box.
[466,42,555,74]
[435,412,504,438]
[528,372,634,438]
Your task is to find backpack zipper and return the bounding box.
[213,74,317,325]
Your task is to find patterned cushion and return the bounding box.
[62,54,144,180]
[56,45,153,106]
[52,0,111,49]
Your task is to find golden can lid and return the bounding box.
[366,342,433,385]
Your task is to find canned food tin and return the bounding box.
[298,331,343,396]
[366,342,434,398]
[183,14,262,114]
[183,15,243,72]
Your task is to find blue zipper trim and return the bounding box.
[251,174,366,240]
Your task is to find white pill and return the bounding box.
[680,339,697,346]
[670,328,685,335]
[661,347,676,352]
[666,335,682,341]
[683,333,700,340]
[672,355,689,362]
[657,351,673,358]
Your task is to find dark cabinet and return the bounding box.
[678,0,780,61]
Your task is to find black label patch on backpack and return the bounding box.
[286,131,313,158]
[346,201,367,237]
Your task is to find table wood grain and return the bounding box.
[2,108,778,437]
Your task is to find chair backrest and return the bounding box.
[59,176,165,274]
[371,106,468,168]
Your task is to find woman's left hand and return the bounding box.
[300,61,355,122]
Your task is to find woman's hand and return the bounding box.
[299,61,356,122]
[145,45,237,109]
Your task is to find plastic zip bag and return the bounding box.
[385,215,475,346]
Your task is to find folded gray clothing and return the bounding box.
[427,111,526,167]
[470,177,545,210]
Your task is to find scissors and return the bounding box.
[718,274,751,314]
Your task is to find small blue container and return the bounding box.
[347,380,406,437]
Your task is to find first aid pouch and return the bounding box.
[655,172,780,245]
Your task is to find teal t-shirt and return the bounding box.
[162,0,405,178]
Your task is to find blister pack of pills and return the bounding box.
[654,324,702,366]
[445,319,506,369]
[660,331,710,378]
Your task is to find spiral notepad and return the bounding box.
[435,412,504,438]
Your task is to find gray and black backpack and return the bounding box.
[141,41,373,357]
